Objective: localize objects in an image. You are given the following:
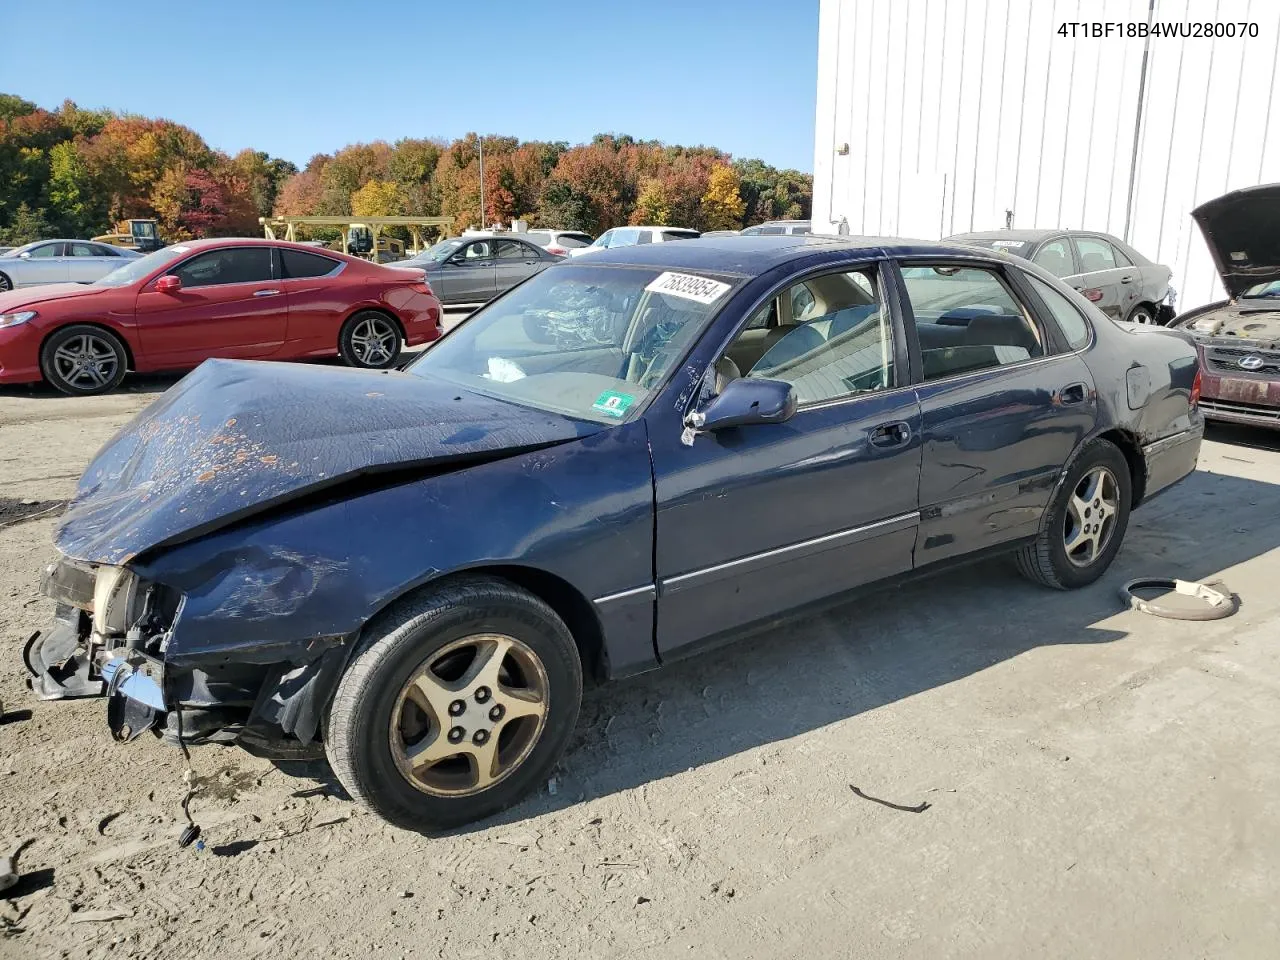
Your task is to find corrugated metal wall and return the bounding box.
[813,0,1280,309]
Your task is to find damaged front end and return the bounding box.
[26,555,341,757]
[26,559,178,743]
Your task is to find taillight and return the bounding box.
[1081,288,1104,303]
[546,246,567,256]
[1190,366,1202,408]
[413,280,434,296]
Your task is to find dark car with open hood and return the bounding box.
[1173,183,1280,430]
[26,235,1204,832]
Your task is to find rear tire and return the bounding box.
[1016,438,1132,590]
[338,311,403,369]
[0,272,11,292]
[39,325,128,396]
[326,577,582,833]
[1127,303,1155,325]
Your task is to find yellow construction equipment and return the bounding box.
[92,219,163,252]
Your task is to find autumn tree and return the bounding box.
[701,164,745,231]
[352,179,404,217]
[631,179,670,225]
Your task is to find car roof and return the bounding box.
[574,234,1001,274]
[949,229,1063,242]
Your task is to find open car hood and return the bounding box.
[1192,183,1280,299]
[56,359,601,565]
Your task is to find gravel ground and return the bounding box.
[2,371,1279,960]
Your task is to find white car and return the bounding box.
[521,229,595,256]
[0,240,141,291]
[569,226,701,256]
[740,220,811,236]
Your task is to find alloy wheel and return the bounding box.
[350,315,398,366]
[1063,465,1119,567]
[0,274,10,292]
[389,634,549,797]
[51,334,119,391]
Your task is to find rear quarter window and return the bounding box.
[1025,274,1093,349]
[281,249,341,278]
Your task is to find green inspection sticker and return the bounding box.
[591,390,635,418]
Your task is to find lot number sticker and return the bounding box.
[592,390,635,418]
[644,271,731,305]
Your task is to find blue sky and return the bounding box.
[8,1,818,172]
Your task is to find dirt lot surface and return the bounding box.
[3,371,1280,960]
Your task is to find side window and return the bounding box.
[463,241,492,260]
[1032,238,1074,277]
[724,268,892,405]
[172,248,273,288]
[1025,274,1092,350]
[67,243,99,257]
[759,226,786,235]
[94,244,119,257]
[900,264,1043,381]
[28,243,62,259]
[1074,236,1118,273]
[635,231,653,244]
[1110,243,1134,267]
[496,240,534,260]
[281,248,340,278]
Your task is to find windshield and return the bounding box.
[406,264,739,424]
[92,245,189,287]
[2,241,48,258]
[1244,280,1280,299]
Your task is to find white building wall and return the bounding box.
[813,0,1280,310]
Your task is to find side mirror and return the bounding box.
[685,377,797,436]
[18,251,31,260]
[155,274,182,294]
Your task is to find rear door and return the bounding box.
[65,242,115,283]
[896,259,1097,567]
[494,239,545,294]
[1070,235,1129,321]
[134,246,287,367]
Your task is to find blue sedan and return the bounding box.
[28,235,1204,831]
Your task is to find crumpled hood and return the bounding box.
[56,359,602,564]
[0,282,110,311]
[1192,184,1280,298]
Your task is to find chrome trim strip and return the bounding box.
[1141,426,1200,455]
[662,510,920,589]
[593,584,656,606]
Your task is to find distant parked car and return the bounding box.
[390,234,562,305]
[0,240,141,291]
[949,229,1174,325]
[740,220,811,236]
[1173,183,1280,430]
[521,229,595,256]
[0,238,441,395]
[699,230,741,238]
[569,226,700,256]
[0,247,13,257]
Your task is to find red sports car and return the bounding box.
[0,238,442,395]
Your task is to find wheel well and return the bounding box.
[1098,427,1146,507]
[40,322,135,371]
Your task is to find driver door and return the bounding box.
[436,240,497,303]
[16,242,70,285]
[649,262,923,657]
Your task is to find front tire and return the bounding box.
[0,272,11,292]
[326,577,582,832]
[339,311,403,369]
[39,325,128,396]
[1016,438,1132,590]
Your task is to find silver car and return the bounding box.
[0,240,141,291]
[390,234,563,306]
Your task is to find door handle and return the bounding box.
[1120,275,1135,284]
[870,421,912,448]
[253,289,282,297]
[1058,382,1089,405]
